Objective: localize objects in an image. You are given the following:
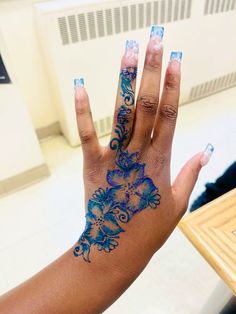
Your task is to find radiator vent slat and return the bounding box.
[204,0,236,14]
[131,4,137,30]
[188,72,236,103]
[78,13,87,41]
[105,9,113,35]
[122,6,129,32]
[167,0,173,22]
[96,10,105,37]
[87,12,96,39]
[58,0,193,45]
[180,0,186,19]
[215,0,220,12]
[68,15,78,43]
[94,115,113,138]
[153,1,159,23]
[146,2,152,26]
[160,0,165,23]
[187,0,192,17]
[58,17,69,45]
[114,7,121,33]
[174,0,180,20]
[138,3,145,28]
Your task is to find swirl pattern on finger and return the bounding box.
[74,66,160,262]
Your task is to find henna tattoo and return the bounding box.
[74,66,161,262]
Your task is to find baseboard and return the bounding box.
[36,121,61,140]
[0,163,50,197]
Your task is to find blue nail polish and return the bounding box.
[204,143,214,155]
[150,25,164,39]
[125,40,139,53]
[170,51,183,62]
[74,78,84,88]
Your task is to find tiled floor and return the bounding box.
[0,88,236,313]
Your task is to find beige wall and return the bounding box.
[0,0,51,192]
[0,0,58,130]
[0,84,47,182]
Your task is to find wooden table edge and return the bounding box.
[178,189,236,296]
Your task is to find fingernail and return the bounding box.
[149,26,164,53]
[74,78,84,89]
[201,143,214,166]
[125,40,139,63]
[125,40,139,54]
[150,25,164,39]
[170,51,183,62]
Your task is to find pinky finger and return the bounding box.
[74,78,101,160]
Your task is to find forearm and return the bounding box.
[0,206,179,314]
[0,250,130,314]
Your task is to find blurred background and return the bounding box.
[0,0,235,313]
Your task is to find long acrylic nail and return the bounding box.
[149,26,164,53]
[150,25,164,39]
[125,40,139,64]
[74,78,84,89]
[201,143,214,166]
[170,51,183,62]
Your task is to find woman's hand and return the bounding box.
[0,26,214,314]
[73,26,213,266]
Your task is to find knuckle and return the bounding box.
[85,167,100,184]
[146,60,162,72]
[138,94,158,115]
[79,129,96,145]
[75,104,89,116]
[165,73,179,90]
[114,106,133,122]
[148,148,168,174]
[154,151,168,170]
[159,104,178,122]
[145,51,163,71]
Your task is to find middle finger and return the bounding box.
[130,25,164,148]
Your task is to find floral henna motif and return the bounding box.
[74,66,161,262]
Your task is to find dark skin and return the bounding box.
[0,30,210,314]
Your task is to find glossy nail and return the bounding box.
[201,143,214,166]
[74,78,84,89]
[150,25,164,39]
[170,51,183,62]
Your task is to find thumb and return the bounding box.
[172,144,214,214]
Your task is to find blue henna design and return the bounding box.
[74,65,160,262]
[110,67,137,151]
[107,163,158,214]
[74,199,124,261]
[120,67,137,106]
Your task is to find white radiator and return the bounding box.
[34,0,236,146]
